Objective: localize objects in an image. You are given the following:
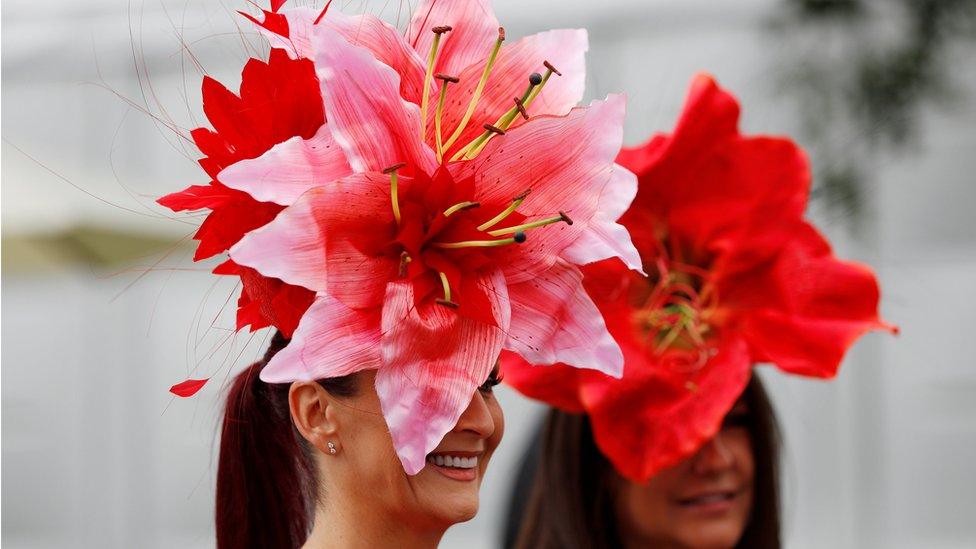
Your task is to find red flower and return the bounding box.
[224,1,641,473]
[503,74,897,481]
[157,48,323,336]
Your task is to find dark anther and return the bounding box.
[543,60,562,76]
[436,299,460,309]
[559,211,574,225]
[513,188,532,201]
[383,162,407,174]
[432,25,453,34]
[513,231,527,243]
[498,27,506,41]
[435,73,460,83]
[513,97,529,120]
[483,123,506,135]
[529,72,543,86]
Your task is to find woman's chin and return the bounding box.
[411,466,482,525]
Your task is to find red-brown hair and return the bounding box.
[216,331,356,549]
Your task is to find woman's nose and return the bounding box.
[453,390,496,439]
[690,432,735,475]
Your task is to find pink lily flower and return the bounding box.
[223,0,641,474]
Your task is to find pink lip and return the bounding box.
[674,490,739,514]
[425,462,478,481]
[424,450,484,482]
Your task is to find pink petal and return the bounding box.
[376,271,509,475]
[217,124,352,206]
[260,293,382,383]
[435,29,588,160]
[229,186,330,293]
[230,173,400,308]
[407,0,500,77]
[313,26,437,174]
[261,8,430,105]
[505,259,622,377]
[325,11,430,105]
[453,95,628,283]
[559,163,643,272]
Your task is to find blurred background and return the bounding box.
[3,0,975,547]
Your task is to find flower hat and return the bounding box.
[503,74,897,482]
[161,0,642,474]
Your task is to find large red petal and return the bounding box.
[730,222,897,377]
[581,337,752,482]
[618,73,809,267]
[500,352,586,413]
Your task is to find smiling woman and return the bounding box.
[507,375,779,549]
[502,75,893,549]
[157,0,639,547]
[218,331,506,548]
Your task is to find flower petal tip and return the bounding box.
[169,378,209,398]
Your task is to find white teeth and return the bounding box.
[426,454,479,469]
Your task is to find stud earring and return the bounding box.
[327,441,337,455]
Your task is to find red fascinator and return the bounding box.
[503,74,898,482]
[160,0,642,474]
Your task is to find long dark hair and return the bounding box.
[216,331,358,549]
[505,374,782,549]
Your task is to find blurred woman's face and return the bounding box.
[329,367,505,530]
[615,401,754,549]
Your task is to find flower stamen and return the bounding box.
[476,189,531,231]
[442,27,506,152]
[486,211,573,236]
[430,232,527,249]
[434,73,460,162]
[456,68,560,161]
[443,200,480,217]
[384,162,406,226]
[420,26,453,142]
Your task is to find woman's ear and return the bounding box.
[289,381,342,456]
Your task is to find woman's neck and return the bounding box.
[302,498,445,549]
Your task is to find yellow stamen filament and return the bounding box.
[442,28,506,152]
[384,163,406,226]
[476,191,530,231]
[430,236,523,249]
[438,271,452,302]
[443,201,480,217]
[433,75,457,163]
[486,212,572,236]
[461,67,559,160]
[420,27,451,142]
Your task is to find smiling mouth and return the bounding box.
[425,452,481,481]
[676,490,738,511]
